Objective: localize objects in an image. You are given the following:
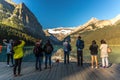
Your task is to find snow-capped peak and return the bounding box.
[48,27,74,35]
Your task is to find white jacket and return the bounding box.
[100,44,108,58]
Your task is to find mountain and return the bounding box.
[110,14,120,24]
[0,0,46,44]
[71,14,120,35]
[46,27,74,41]
[44,30,62,44]
[69,14,120,45]
[83,17,99,26]
[43,14,120,45]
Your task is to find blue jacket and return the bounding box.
[76,39,84,50]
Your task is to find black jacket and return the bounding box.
[89,44,98,55]
[33,44,43,57]
[43,43,53,54]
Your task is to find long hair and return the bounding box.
[101,40,106,44]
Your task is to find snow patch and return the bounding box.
[48,27,75,35]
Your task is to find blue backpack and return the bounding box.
[77,40,84,50]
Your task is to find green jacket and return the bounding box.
[13,40,25,59]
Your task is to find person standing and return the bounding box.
[33,40,43,71]
[43,40,53,69]
[63,39,71,64]
[100,40,109,68]
[76,36,84,66]
[89,40,98,68]
[3,39,14,67]
[13,40,25,77]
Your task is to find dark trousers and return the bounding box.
[7,54,13,65]
[45,54,51,68]
[77,50,83,66]
[13,58,22,75]
[35,56,43,70]
[64,51,70,64]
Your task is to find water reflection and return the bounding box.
[0,45,62,62]
[0,45,120,63]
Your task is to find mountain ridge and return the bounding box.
[46,14,120,44]
[72,14,120,34]
[0,0,46,44]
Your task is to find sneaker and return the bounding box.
[95,66,98,69]
[91,66,94,68]
[7,65,10,67]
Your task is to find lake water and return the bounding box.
[69,45,120,64]
[0,46,35,62]
[0,45,120,63]
[0,45,62,62]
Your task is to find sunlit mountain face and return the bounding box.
[44,15,120,40]
[0,0,46,44]
[1,0,120,45]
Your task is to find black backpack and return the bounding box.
[33,46,39,55]
[46,45,53,54]
[67,43,71,51]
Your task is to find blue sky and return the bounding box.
[12,0,120,29]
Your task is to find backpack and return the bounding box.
[46,45,52,53]
[64,43,71,52]
[64,45,68,52]
[77,40,84,50]
[67,43,71,51]
[33,46,39,55]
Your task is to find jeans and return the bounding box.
[64,51,70,64]
[77,50,83,66]
[35,56,43,70]
[13,58,22,75]
[102,57,109,67]
[45,54,52,68]
[7,54,14,65]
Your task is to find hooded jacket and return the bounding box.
[13,40,25,59]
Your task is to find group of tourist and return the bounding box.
[33,39,53,71]
[2,39,25,77]
[89,39,110,68]
[0,36,110,77]
[1,39,54,77]
[63,36,110,69]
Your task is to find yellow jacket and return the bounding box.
[13,40,25,59]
